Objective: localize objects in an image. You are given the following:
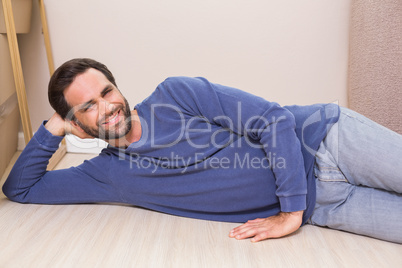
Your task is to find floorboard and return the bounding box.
[1,152,401,267]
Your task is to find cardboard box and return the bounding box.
[0,34,16,105]
[0,0,33,34]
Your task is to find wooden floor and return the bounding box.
[1,152,401,267]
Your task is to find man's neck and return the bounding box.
[107,109,142,148]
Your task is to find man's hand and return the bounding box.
[45,113,93,139]
[229,211,303,242]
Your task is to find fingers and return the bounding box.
[229,223,271,242]
[45,113,67,136]
[229,226,257,240]
[229,219,268,241]
[250,232,270,243]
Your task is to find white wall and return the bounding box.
[19,0,350,131]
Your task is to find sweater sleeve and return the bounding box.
[160,77,307,213]
[2,122,123,204]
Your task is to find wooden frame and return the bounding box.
[1,0,66,170]
[1,0,32,144]
[38,0,54,75]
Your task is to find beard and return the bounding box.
[75,98,132,140]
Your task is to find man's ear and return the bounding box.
[70,119,85,133]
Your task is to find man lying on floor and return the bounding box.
[3,58,402,243]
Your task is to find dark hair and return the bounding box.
[48,58,117,119]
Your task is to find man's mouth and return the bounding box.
[103,109,121,125]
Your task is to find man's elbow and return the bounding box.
[2,182,28,203]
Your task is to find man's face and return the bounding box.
[64,68,132,140]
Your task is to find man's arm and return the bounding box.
[161,77,307,241]
[2,113,120,204]
[45,112,93,139]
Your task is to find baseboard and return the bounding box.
[18,131,107,154]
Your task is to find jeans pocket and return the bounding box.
[314,156,347,182]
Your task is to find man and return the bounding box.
[3,58,402,243]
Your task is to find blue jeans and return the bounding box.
[309,107,402,243]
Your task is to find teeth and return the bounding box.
[104,111,119,124]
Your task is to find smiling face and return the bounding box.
[64,68,132,141]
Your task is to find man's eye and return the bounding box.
[104,89,112,96]
[82,104,94,112]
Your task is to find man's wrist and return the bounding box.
[280,210,303,216]
[279,210,304,224]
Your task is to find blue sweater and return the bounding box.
[3,77,339,225]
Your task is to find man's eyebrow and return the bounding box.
[100,85,113,96]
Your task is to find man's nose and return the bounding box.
[98,99,113,116]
